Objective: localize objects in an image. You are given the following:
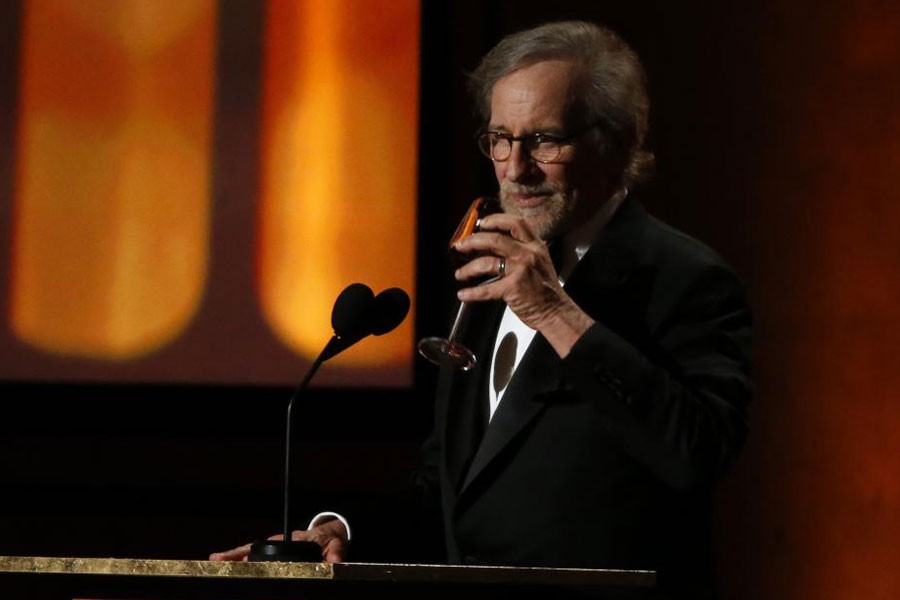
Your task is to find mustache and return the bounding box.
[499,181,561,197]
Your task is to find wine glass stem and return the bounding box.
[447,301,468,341]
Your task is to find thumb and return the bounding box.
[323,538,347,563]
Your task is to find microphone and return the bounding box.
[371,287,411,335]
[332,282,376,338]
[321,285,410,360]
[249,283,410,562]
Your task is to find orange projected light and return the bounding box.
[11,0,215,360]
[257,1,419,368]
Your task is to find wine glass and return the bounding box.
[418,196,498,370]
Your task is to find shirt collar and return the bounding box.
[555,187,628,283]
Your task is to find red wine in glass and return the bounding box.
[418,197,499,370]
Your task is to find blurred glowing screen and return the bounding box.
[3,0,419,386]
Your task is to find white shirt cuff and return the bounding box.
[307,511,352,541]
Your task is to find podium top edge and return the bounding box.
[0,556,655,587]
[335,561,656,586]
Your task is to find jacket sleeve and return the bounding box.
[558,262,752,492]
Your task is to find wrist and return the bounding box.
[534,297,594,358]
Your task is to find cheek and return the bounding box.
[543,164,568,187]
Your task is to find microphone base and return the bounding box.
[248,540,322,562]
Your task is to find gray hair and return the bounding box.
[468,21,654,186]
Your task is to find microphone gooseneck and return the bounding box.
[249,282,409,562]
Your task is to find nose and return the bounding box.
[503,140,535,183]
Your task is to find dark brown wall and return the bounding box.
[711,2,900,598]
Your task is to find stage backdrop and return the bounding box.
[0,0,420,386]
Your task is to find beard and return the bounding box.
[498,180,579,241]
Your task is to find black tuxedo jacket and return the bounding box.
[415,197,752,599]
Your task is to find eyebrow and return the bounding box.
[487,126,568,136]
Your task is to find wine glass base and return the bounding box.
[417,337,477,371]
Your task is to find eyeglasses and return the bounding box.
[476,123,598,164]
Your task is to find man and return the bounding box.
[214,21,751,600]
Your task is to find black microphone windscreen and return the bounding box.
[331,283,375,337]
[371,288,411,336]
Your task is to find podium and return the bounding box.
[0,556,655,599]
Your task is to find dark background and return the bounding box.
[2,1,899,598]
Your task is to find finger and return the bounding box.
[475,213,538,242]
[454,231,520,256]
[289,530,316,542]
[455,255,506,283]
[458,278,503,303]
[209,542,252,561]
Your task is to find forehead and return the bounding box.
[489,60,582,130]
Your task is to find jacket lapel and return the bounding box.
[442,299,505,493]
[458,330,558,495]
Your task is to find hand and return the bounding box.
[453,213,594,357]
[209,518,349,563]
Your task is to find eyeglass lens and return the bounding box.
[480,134,560,162]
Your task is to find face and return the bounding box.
[489,60,609,240]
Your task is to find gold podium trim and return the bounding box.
[0,555,333,580]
